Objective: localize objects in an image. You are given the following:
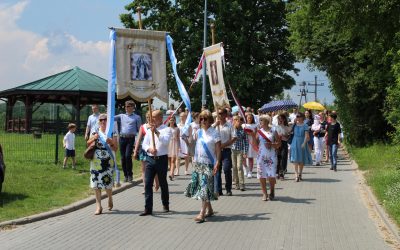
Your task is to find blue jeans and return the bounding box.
[119,137,135,179]
[329,143,338,170]
[214,148,232,193]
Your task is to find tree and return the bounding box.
[120,0,297,111]
[288,0,400,146]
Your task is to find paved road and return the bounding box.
[0,151,391,250]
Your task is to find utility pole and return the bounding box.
[298,81,308,107]
[307,75,324,101]
[201,0,208,107]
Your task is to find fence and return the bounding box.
[0,108,88,165]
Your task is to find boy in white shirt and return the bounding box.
[63,123,76,169]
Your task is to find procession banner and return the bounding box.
[114,28,168,102]
[204,43,230,109]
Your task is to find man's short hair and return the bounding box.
[125,100,135,108]
[330,113,337,120]
[152,110,163,118]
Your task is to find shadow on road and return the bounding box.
[276,196,315,204]
[208,212,270,222]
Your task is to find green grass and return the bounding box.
[349,144,400,226]
[0,132,141,223]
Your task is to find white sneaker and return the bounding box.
[247,172,252,178]
[243,167,248,176]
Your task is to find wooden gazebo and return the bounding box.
[0,67,111,133]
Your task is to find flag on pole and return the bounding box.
[204,43,230,109]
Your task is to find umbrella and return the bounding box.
[303,101,325,111]
[232,105,246,114]
[259,100,298,113]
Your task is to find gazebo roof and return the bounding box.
[0,66,107,95]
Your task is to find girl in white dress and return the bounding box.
[168,116,180,180]
[257,115,281,201]
[177,112,192,175]
[242,113,258,178]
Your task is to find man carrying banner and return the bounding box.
[140,110,172,216]
[214,108,237,196]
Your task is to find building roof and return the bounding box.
[0,66,107,95]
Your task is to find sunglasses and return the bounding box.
[199,117,208,122]
[126,105,133,108]
[99,119,107,122]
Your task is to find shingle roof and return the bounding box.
[2,66,107,93]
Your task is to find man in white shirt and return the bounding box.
[214,108,237,196]
[140,110,172,216]
[85,104,100,140]
[289,107,298,125]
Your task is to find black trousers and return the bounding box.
[144,155,169,211]
[119,137,135,178]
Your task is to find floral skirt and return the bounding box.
[185,162,217,201]
[90,158,114,189]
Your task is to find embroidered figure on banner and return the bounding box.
[131,53,153,81]
[210,60,219,85]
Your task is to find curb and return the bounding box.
[0,178,143,228]
[350,157,400,246]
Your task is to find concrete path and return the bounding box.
[0,151,392,250]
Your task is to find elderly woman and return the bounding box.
[185,110,221,223]
[86,113,118,215]
[290,112,312,181]
[256,115,281,201]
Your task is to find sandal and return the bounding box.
[269,190,275,200]
[108,200,113,211]
[194,215,205,223]
[94,207,103,215]
[299,174,303,181]
[205,210,214,218]
[262,194,268,201]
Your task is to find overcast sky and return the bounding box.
[0,0,334,108]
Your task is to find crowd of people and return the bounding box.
[67,101,342,222]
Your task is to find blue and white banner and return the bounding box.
[166,35,192,134]
[106,29,120,184]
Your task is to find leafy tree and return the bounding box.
[288,0,400,146]
[120,0,297,111]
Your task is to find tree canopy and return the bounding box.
[288,0,400,146]
[120,0,297,111]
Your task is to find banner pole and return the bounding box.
[136,6,156,149]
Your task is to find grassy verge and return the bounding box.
[0,132,141,223]
[348,144,400,227]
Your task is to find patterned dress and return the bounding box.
[256,128,277,178]
[185,127,220,201]
[90,131,114,189]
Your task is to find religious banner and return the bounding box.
[114,28,168,102]
[204,43,230,109]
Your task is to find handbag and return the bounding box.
[83,141,96,160]
[287,124,296,144]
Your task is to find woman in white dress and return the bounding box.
[168,116,180,180]
[177,112,192,175]
[257,115,281,201]
[242,113,258,178]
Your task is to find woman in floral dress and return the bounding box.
[185,110,221,223]
[256,115,281,201]
[87,113,118,215]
